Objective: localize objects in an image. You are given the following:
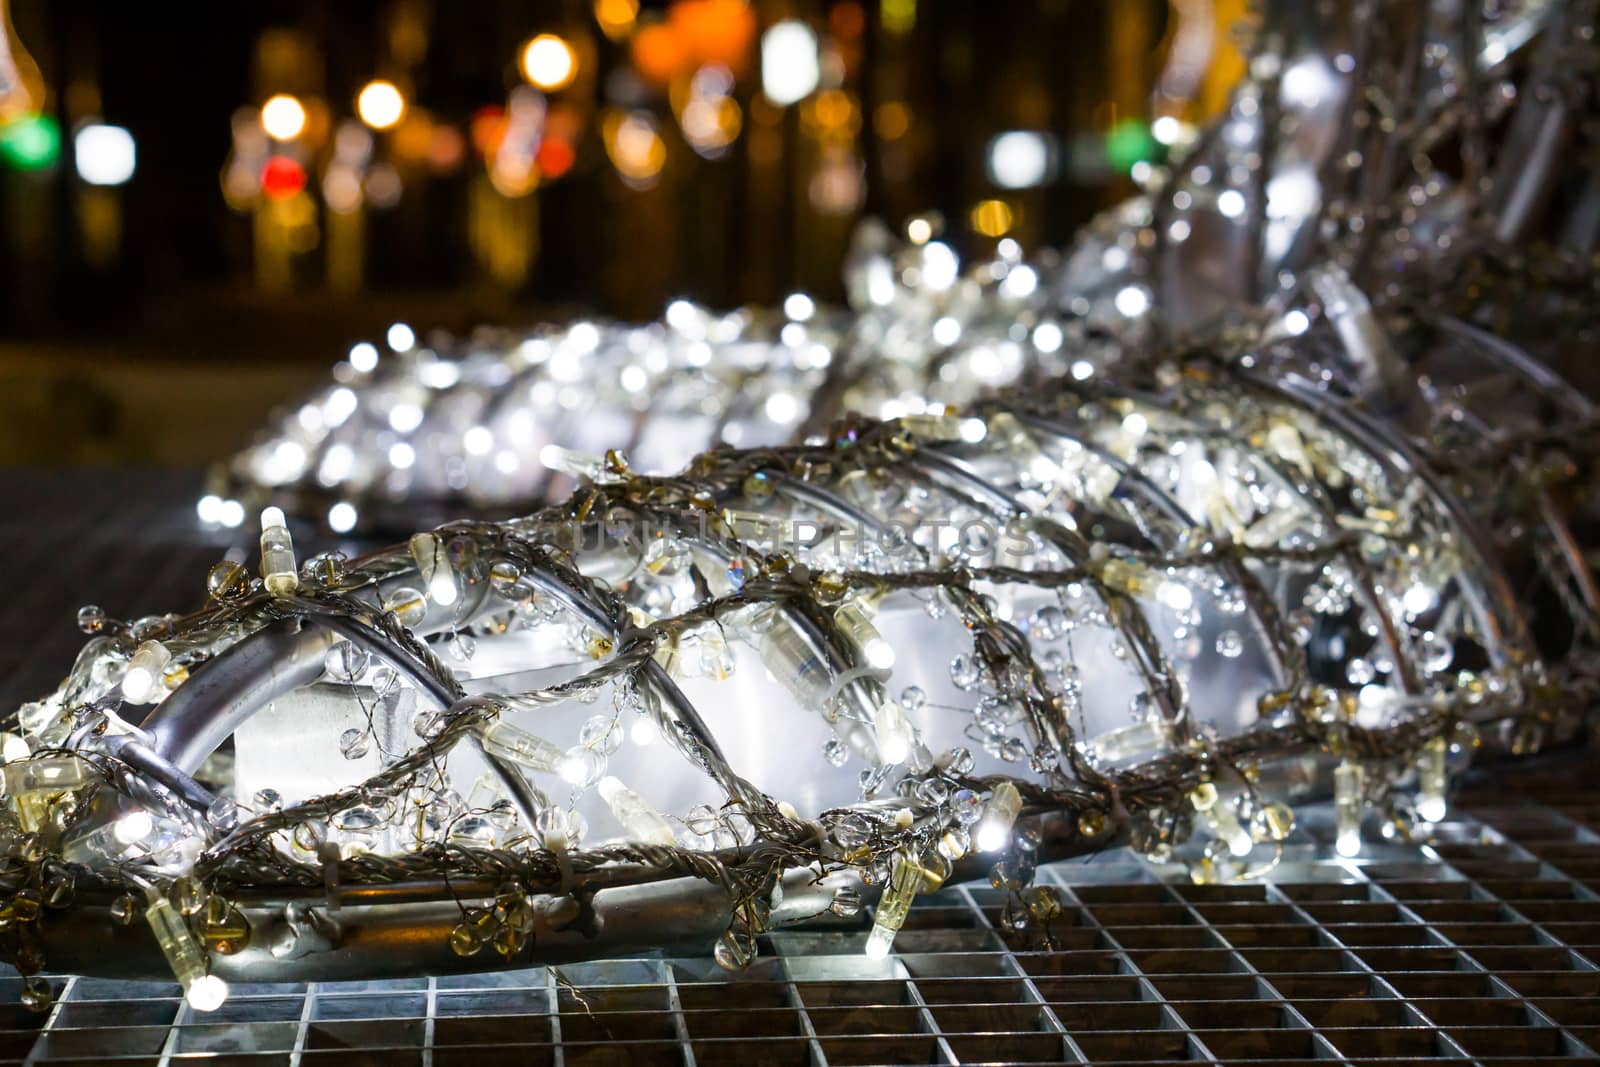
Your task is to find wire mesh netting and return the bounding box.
[3,472,1598,1066]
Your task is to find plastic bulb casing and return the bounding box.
[2,756,86,832]
[259,507,299,596]
[1334,761,1365,858]
[478,720,563,774]
[874,701,912,765]
[409,532,458,608]
[835,598,894,670]
[122,640,173,704]
[1081,717,1170,765]
[976,781,1023,853]
[540,444,607,480]
[60,808,155,866]
[146,893,228,1011]
[759,619,835,712]
[1190,783,1253,857]
[864,850,924,959]
[1416,736,1448,823]
[597,776,677,846]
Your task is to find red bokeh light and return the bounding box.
[260,155,307,199]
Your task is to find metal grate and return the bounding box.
[3,471,1598,1065]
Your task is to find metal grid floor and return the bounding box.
[3,471,1599,1065]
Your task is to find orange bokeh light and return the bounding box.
[632,0,754,86]
[536,137,576,178]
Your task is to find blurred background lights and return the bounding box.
[356,80,406,130]
[761,20,819,106]
[0,112,59,170]
[986,131,1053,189]
[605,110,666,187]
[73,124,135,186]
[1216,188,1246,218]
[520,34,578,91]
[594,0,639,40]
[1114,285,1150,317]
[259,94,307,141]
[348,342,379,373]
[386,322,416,351]
[327,502,358,533]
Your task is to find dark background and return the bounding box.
[0,0,1236,462]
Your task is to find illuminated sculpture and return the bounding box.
[2,0,1597,1017]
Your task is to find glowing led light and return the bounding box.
[388,403,424,434]
[557,751,592,785]
[619,365,648,392]
[1216,189,1247,219]
[122,640,172,704]
[73,123,136,186]
[185,975,229,1012]
[1283,310,1311,335]
[1121,412,1149,439]
[344,343,377,374]
[1151,115,1183,145]
[387,323,416,352]
[863,636,896,670]
[987,131,1052,189]
[976,782,1023,853]
[389,442,416,469]
[408,531,460,608]
[114,810,154,845]
[630,717,657,746]
[1402,584,1437,618]
[520,35,578,92]
[260,94,307,141]
[1416,736,1447,823]
[356,79,406,130]
[761,21,820,106]
[874,702,912,764]
[1157,580,1193,612]
[327,502,358,533]
[1070,360,1094,381]
[216,500,246,528]
[463,425,494,455]
[905,217,933,244]
[1033,322,1064,353]
[1114,286,1150,317]
[1,735,28,763]
[783,292,815,321]
[959,418,987,444]
[197,495,223,524]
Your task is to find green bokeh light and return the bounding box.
[0,114,62,171]
[1105,119,1157,173]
